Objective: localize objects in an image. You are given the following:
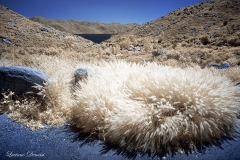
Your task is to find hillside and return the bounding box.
[120,0,240,43]
[106,0,240,68]
[30,16,138,34]
[0,5,100,66]
[1,0,240,69]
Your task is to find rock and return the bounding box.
[134,46,141,51]
[218,63,230,69]
[9,21,15,26]
[162,50,167,54]
[206,63,231,69]
[190,28,196,33]
[72,68,95,85]
[217,42,224,47]
[0,66,49,97]
[40,28,48,32]
[2,38,11,44]
[207,63,220,69]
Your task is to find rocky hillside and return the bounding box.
[105,0,240,68]
[30,16,138,34]
[1,0,240,70]
[117,0,240,47]
[0,5,98,65]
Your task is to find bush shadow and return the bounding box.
[63,124,240,160]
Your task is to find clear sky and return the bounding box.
[0,0,203,24]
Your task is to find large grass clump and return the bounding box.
[71,60,240,155]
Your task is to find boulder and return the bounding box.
[134,46,141,51]
[207,63,220,69]
[217,42,224,47]
[0,66,49,98]
[40,28,48,32]
[218,63,230,69]
[72,68,95,85]
[162,50,168,54]
[2,38,11,44]
[206,63,231,70]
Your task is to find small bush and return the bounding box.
[166,51,180,60]
[223,21,228,26]
[152,50,161,57]
[228,38,240,47]
[71,60,240,156]
[200,36,210,45]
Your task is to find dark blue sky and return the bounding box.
[0,0,203,24]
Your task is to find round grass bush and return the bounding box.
[71,60,240,155]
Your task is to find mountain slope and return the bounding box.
[30,16,139,34]
[0,5,98,65]
[105,0,240,68]
[121,0,240,47]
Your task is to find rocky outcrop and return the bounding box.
[207,63,231,69]
[0,66,49,97]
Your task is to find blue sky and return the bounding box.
[0,0,203,24]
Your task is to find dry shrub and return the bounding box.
[71,60,240,155]
[161,59,201,69]
[152,50,161,57]
[200,36,210,45]
[120,38,130,50]
[166,51,180,60]
[0,87,70,130]
[98,46,103,59]
[17,48,26,55]
[64,36,75,50]
[144,40,151,53]
[228,38,240,47]
[129,35,135,42]
[214,66,240,83]
[0,56,11,66]
[223,21,228,26]
[0,55,78,130]
[45,47,64,56]
[0,59,73,130]
[227,57,240,66]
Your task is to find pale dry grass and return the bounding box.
[71,60,240,154]
[0,51,239,154]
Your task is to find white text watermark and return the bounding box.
[6,151,45,157]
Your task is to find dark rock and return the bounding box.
[217,42,224,47]
[190,28,196,33]
[198,55,203,61]
[9,21,15,26]
[206,63,231,69]
[40,28,48,32]
[2,38,11,44]
[207,63,220,69]
[72,68,95,85]
[0,66,49,97]
[218,63,230,69]
[162,50,167,54]
[129,45,141,52]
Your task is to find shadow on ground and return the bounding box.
[65,124,240,160]
[0,113,240,160]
